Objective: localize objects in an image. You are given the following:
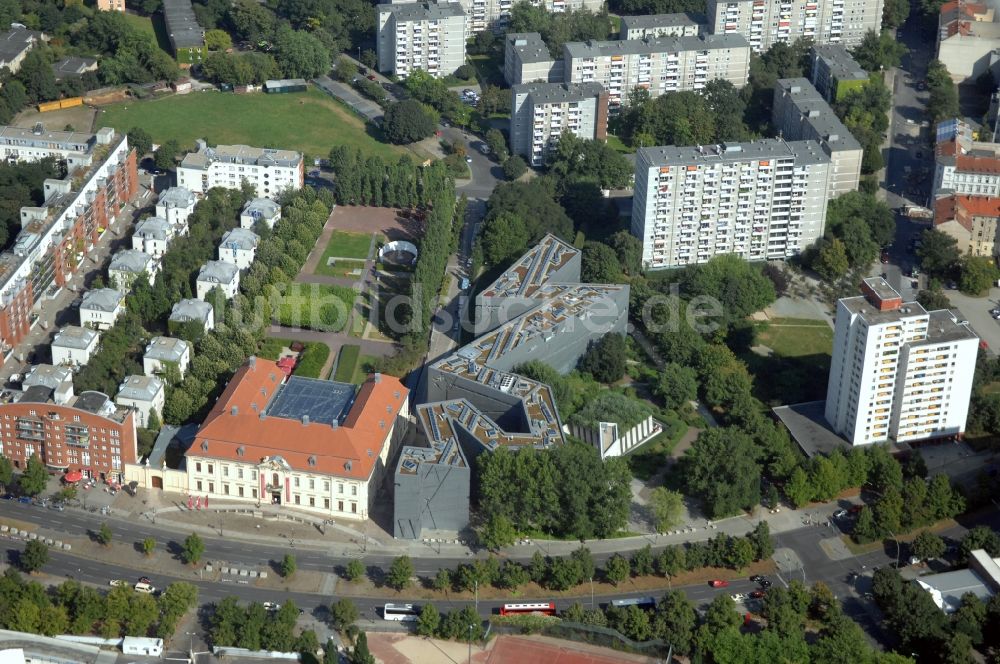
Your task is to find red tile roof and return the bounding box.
[193,358,408,480]
[934,194,1000,232]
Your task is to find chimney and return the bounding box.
[230,406,238,416]
[248,355,256,369]
[302,414,310,425]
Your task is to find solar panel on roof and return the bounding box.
[265,377,356,425]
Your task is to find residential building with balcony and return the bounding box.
[825,277,978,445]
[772,78,863,198]
[131,217,173,258]
[0,384,136,482]
[175,357,409,519]
[177,140,302,199]
[376,2,466,79]
[631,139,832,269]
[706,0,883,52]
[240,198,281,229]
[218,227,259,270]
[504,33,564,85]
[933,194,1000,257]
[0,125,114,171]
[0,27,47,76]
[619,12,707,38]
[79,289,125,331]
[510,82,609,166]
[809,44,868,101]
[453,0,602,33]
[563,34,751,110]
[51,326,100,368]
[155,187,196,231]
[108,249,157,291]
[143,336,191,380]
[195,260,240,300]
[0,131,136,360]
[169,299,215,333]
[115,375,165,429]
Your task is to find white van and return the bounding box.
[133,582,156,594]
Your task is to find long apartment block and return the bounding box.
[772,78,862,198]
[510,82,609,166]
[825,277,978,445]
[707,0,883,52]
[0,130,138,361]
[631,139,832,269]
[451,0,602,33]
[177,139,302,199]
[0,125,116,171]
[619,12,707,38]
[377,1,466,79]
[564,34,751,109]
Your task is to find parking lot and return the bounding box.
[944,287,1000,353]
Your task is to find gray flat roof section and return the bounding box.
[772,401,850,458]
[377,1,465,21]
[620,12,707,30]
[564,33,748,58]
[513,81,605,105]
[776,78,863,151]
[507,32,552,63]
[812,44,868,82]
[266,377,357,426]
[163,0,205,49]
[638,138,831,168]
[916,570,994,612]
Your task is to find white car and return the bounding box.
[833,509,848,519]
[263,602,281,612]
[108,579,127,587]
[730,593,746,602]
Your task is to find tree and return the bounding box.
[917,287,952,311]
[205,29,233,51]
[330,598,358,630]
[281,554,296,578]
[386,555,414,590]
[479,513,517,551]
[20,540,48,573]
[141,537,156,557]
[918,229,960,277]
[682,427,761,518]
[382,100,437,145]
[479,212,530,267]
[961,526,1000,557]
[502,155,527,180]
[650,487,684,532]
[959,255,1000,295]
[851,30,907,71]
[154,139,181,171]
[883,0,910,27]
[417,603,440,636]
[182,533,204,565]
[654,363,698,411]
[852,507,878,543]
[19,454,48,496]
[581,241,622,283]
[432,568,451,592]
[926,60,959,125]
[548,132,633,190]
[656,591,698,654]
[127,127,153,157]
[97,523,113,547]
[578,333,627,383]
[485,129,509,162]
[350,632,375,664]
[604,553,630,586]
[273,26,330,79]
[608,231,643,276]
[911,530,946,562]
[344,559,365,583]
[631,544,655,577]
[813,238,850,281]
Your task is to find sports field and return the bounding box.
[99,88,405,160]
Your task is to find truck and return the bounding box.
[902,205,933,220]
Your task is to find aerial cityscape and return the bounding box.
[0,0,995,662]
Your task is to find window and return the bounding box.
[324,498,330,509]
[351,485,357,496]
[196,480,202,491]
[324,481,330,492]
[351,503,357,514]
[309,497,315,507]
[237,468,243,480]
[294,495,300,505]
[223,466,229,477]
[252,470,257,481]
[252,488,258,499]
[238,486,244,497]
[294,477,300,488]
[272,473,279,486]
[223,484,230,495]
[207,464,214,475]
[309,479,314,490]
[196,462,202,473]
[208,482,214,493]
[338,483,343,494]
[338,500,344,511]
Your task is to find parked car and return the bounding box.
[750,590,766,599]
[263,602,281,612]
[833,509,848,519]
[750,574,763,583]
[134,582,156,594]
[109,579,127,587]
[16,496,30,504]
[730,593,746,602]
[760,579,772,589]
[710,579,730,588]
[465,156,473,163]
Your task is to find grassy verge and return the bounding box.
[274,283,355,333]
[605,134,632,154]
[313,232,372,278]
[334,344,361,383]
[99,88,406,161]
[626,413,689,481]
[740,317,833,407]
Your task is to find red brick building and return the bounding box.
[0,389,137,482]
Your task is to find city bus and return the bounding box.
[499,602,556,616]
[383,603,419,621]
[610,597,657,611]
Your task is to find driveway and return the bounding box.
[942,287,1000,352]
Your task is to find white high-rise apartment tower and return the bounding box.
[825,278,978,445]
[377,2,466,79]
[631,139,832,269]
[706,0,883,52]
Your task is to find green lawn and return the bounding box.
[99,88,405,161]
[605,134,632,154]
[316,230,373,269]
[468,53,505,88]
[274,283,356,333]
[333,344,361,383]
[754,317,833,357]
[123,12,172,56]
[742,317,834,406]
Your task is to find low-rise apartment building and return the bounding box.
[218,228,259,270]
[155,187,196,231]
[169,299,215,333]
[174,357,409,519]
[0,381,136,482]
[706,0,884,52]
[51,326,100,368]
[504,33,564,85]
[143,336,191,380]
[619,12,707,38]
[631,139,832,269]
[79,289,125,331]
[108,250,157,290]
[376,2,466,79]
[177,140,302,199]
[772,78,863,198]
[131,217,173,257]
[510,81,609,166]
[825,277,978,445]
[934,118,1000,197]
[810,44,868,102]
[564,34,751,109]
[0,125,114,171]
[933,194,1000,256]
[115,375,164,429]
[0,27,46,76]
[196,260,240,300]
[240,198,280,229]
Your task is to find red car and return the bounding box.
[750,590,765,599]
[367,74,377,81]
[710,579,730,588]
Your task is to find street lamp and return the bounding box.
[474,579,479,615]
[468,624,474,664]
[185,631,197,660]
[589,577,594,610]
